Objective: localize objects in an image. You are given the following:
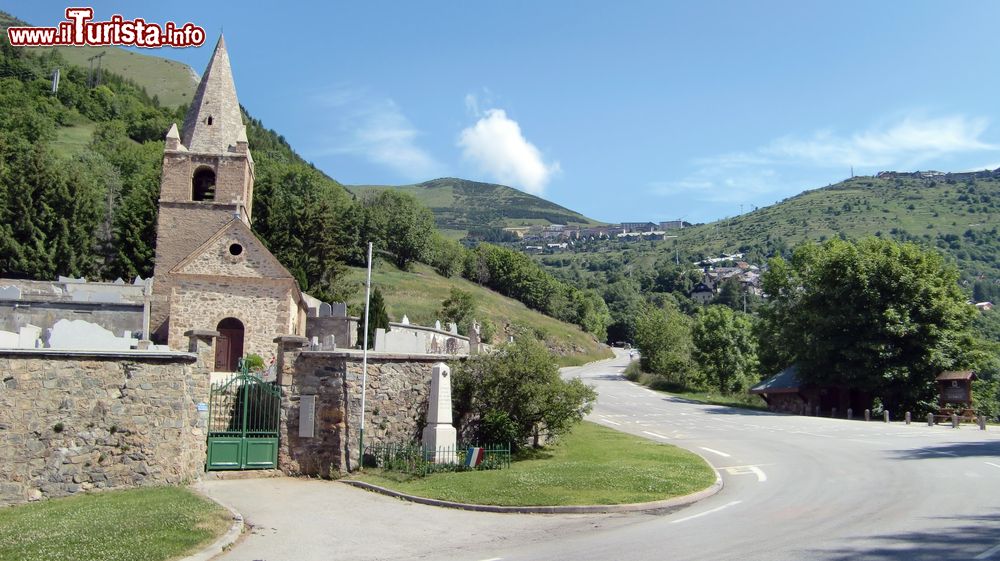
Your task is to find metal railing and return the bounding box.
[363,441,511,475]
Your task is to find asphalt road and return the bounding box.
[206,350,1000,561]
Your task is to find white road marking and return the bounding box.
[975,542,1000,559]
[642,430,669,439]
[478,558,504,561]
[599,418,622,426]
[720,465,767,482]
[985,462,1000,470]
[669,500,742,524]
[699,446,732,458]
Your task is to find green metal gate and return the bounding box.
[206,365,281,470]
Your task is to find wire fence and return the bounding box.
[363,441,511,476]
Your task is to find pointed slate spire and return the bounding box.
[181,35,245,154]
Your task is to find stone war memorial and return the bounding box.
[0,36,480,506]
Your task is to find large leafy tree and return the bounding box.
[759,237,977,413]
[361,190,436,271]
[633,301,698,386]
[692,306,759,394]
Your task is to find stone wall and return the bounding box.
[0,349,208,506]
[167,278,299,362]
[275,340,456,476]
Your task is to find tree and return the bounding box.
[426,233,465,277]
[362,190,435,270]
[633,301,698,386]
[760,237,978,413]
[452,336,596,450]
[357,287,390,349]
[692,306,759,394]
[438,288,476,335]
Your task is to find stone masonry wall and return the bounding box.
[167,279,296,362]
[0,350,208,506]
[276,343,456,476]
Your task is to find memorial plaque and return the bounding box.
[299,395,316,438]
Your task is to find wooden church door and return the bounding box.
[215,318,245,372]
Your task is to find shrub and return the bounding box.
[453,336,596,450]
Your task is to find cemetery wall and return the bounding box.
[275,341,455,476]
[0,349,208,506]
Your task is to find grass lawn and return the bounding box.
[351,421,715,506]
[0,486,232,561]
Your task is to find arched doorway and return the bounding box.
[214,317,245,372]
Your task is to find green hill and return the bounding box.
[348,178,604,239]
[0,11,197,108]
[344,261,611,365]
[673,173,999,280]
[539,172,1000,304]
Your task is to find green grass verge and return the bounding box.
[625,362,769,411]
[351,421,716,506]
[346,261,612,363]
[0,486,232,561]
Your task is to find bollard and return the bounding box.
[927,413,934,426]
[952,413,959,429]
[864,409,870,422]
[832,407,837,418]
[884,410,890,423]
[905,411,911,425]
[847,408,853,420]
[815,405,821,417]
[980,416,987,431]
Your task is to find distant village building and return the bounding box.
[621,221,658,233]
[690,282,715,305]
[659,220,685,230]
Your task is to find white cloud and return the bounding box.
[457,108,560,195]
[654,113,997,211]
[764,115,994,168]
[311,88,443,180]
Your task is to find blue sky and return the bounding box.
[8,2,1000,223]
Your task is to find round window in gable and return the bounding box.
[229,243,243,256]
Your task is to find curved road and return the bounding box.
[206,350,1000,561]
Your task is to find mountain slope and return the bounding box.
[348,178,604,238]
[543,172,999,304]
[673,173,999,279]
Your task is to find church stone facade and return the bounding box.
[150,36,306,370]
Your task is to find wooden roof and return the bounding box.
[936,370,976,381]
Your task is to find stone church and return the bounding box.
[150,36,307,371]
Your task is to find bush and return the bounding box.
[453,336,596,450]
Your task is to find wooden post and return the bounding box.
[884,411,890,423]
[905,411,911,425]
[864,409,870,422]
[951,413,959,429]
[927,413,934,426]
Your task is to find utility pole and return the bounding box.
[87,51,106,88]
